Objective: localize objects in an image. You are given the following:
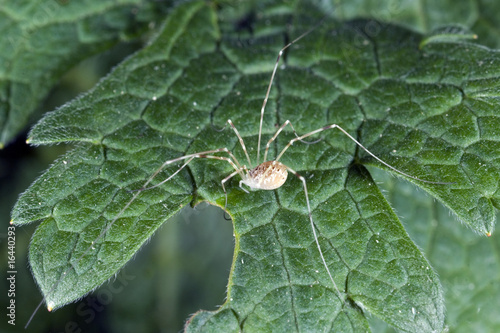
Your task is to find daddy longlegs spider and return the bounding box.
[27,21,454,327]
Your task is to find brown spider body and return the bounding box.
[243,161,288,190]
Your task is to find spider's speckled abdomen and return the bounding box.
[243,161,288,190]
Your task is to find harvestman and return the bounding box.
[27,22,453,327]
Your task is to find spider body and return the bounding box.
[242,161,288,191]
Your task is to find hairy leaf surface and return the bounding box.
[11,1,500,331]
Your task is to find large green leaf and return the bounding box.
[0,0,173,147]
[11,0,500,331]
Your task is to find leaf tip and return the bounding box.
[9,220,14,225]
[26,138,31,144]
[486,231,492,237]
[47,303,54,312]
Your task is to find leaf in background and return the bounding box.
[331,0,478,32]
[11,0,500,332]
[471,0,500,49]
[0,0,172,147]
[327,0,500,49]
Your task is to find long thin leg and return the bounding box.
[185,154,247,209]
[285,165,344,302]
[29,148,246,326]
[263,120,321,163]
[227,119,253,168]
[256,21,327,165]
[139,149,245,191]
[86,151,246,265]
[221,168,247,209]
[276,122,455,185]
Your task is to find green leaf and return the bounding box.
[368,169,500,332]
[331,0,479,32]
[11,0,500,332]
[0,0,172,147]
[329,0,500,49]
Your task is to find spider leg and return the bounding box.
[263,120,321,163]
[34,147,246,322]
[221,169,244,210]
[256,21,326,165]
[285,165,344,302]
[139,149,244,191]
[276,122,454,185]
[227,119,253,168]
